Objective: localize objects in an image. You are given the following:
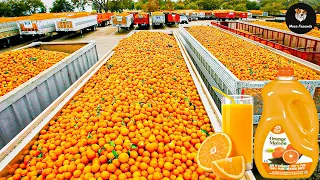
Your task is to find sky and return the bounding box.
[42,0,55,8]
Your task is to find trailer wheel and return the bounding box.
[80,30,83,37]
[6,38,10,47]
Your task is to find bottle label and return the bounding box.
[262,124,312,176]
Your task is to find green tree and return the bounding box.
[108,1,122,12]
[174,0,185,10]
[0,2,13,17]
[234,3,247,11]
[260,0,286,15]
[72,0,88,11]
[134,1,144,10]
[7,0,28,16]
[246,1,260,10]
[284,0,299,9]
[221,2,232,9]
[92,0,109,12]
[0,0,45,17]
[142,0,160,12]
[161,0,174,10]
[25,0,46,14]
[185,2,198,10]
[197,0,221,10]
[50,0,74,12]
[122,0,134,10]
[303,0,320,12]
[220,0,247,10]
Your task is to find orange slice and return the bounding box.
[282,150,300,164]
[197,132,232,171]
[211,156,245,180]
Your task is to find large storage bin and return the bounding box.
[0,41,99,149]
[178,25,320,124]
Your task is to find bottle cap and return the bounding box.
[278,67,294,76]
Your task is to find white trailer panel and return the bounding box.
[198,12,205,19]
[17,19,56,35]
[0,22,20,39]
[55,15,98,32]
[111,14,134,29]
[151,14,165,25]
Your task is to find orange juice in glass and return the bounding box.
[222,95,253,170]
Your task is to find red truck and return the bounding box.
[164,12,180,25]
[97,12,113,26]
[213,10,236,21]
[235,11,248,19]
[126,11,139,17]
[134,13,150,27]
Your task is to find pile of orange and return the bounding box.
[5,32,217,180]
[252,21,320,38]
[0,17,31,23]
[188,26,320,81]
[0,48,69,97]
[3,13,93,22]
[61,13,93,19]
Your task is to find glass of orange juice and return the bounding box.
[222,95,253,170]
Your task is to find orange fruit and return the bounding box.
[282,150,300,164]
[272,147,285,158]
[73,169,82,178]
[211,156,245,180]
[197,133,232,171]
[101,171,110,179]
[164,162,173,171]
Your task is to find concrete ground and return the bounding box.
[0,20,211,59]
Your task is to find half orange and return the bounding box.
[211,156,245,180]
[197,132,232,171]
[283,150,300,164]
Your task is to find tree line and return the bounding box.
[0,0,319,17]
[0,0,45,17]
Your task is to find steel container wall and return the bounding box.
[0,41,99,149]
[0,22,20,39]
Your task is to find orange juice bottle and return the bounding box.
[254,67,319,179]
